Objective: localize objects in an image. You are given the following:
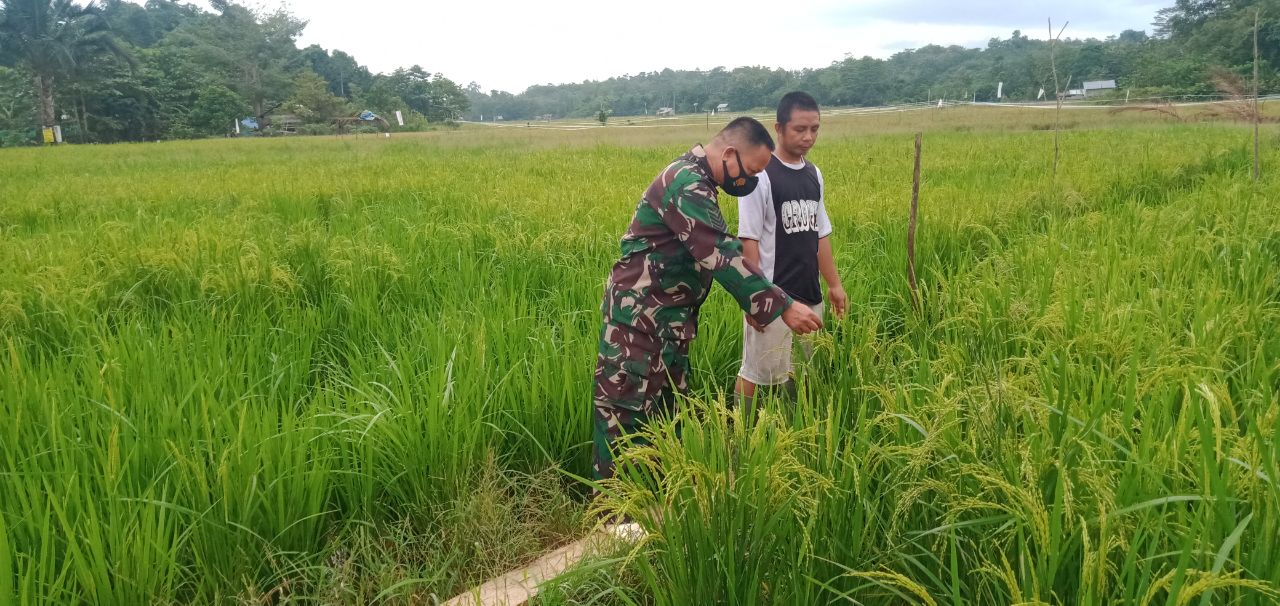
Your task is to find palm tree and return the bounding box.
[0,0,130,135]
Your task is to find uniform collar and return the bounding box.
[684,144,715,181]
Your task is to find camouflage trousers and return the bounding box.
[592,322,690,481]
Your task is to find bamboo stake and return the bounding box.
[1049,18,1069,179]
[908,132,922,312]
[1254,8,1262,183]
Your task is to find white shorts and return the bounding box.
[738,302,823,386]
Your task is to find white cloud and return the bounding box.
[145,0,1165,92]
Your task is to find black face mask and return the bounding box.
[720,150,759,197]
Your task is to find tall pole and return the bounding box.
[1049,18,1069,179]
[1254,8,1262,182]
[908,133,922,313]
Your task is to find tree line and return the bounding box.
[468,1,1279,121]
[1,0,1276,146]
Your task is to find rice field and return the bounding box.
[1,107,1278,604]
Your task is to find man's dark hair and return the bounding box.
[719,116,775,151]
[777,91,820,126]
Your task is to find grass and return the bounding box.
[1,106,1277,604]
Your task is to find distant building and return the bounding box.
[657,107,675,117]
[715,103,729,113]
[266,114,303,134]
[1081,80,1118,99]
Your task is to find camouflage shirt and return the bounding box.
[602,145,793,341]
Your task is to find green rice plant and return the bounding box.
[0,109,1276,603]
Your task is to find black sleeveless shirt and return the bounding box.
[765,155,824,305]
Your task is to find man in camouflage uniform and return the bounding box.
[594,117,824,481]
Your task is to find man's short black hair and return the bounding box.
[719,116,775,151]
[777,91,820,126]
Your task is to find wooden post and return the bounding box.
[1254,8,1261,183]
[908,132,922,312]
[1049,19,1069,179]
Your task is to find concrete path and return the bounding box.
[441,532,608,606]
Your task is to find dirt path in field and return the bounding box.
[441,531,608,606]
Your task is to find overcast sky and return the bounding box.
[165,0,1169,92]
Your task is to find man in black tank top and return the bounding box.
[735,92,848,403]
